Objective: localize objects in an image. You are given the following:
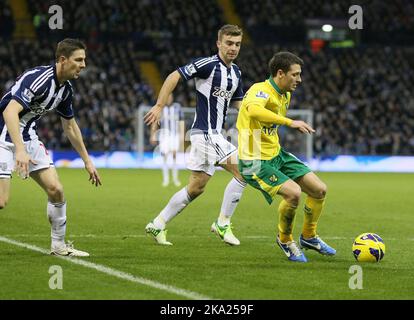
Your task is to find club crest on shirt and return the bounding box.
[255,91,269,99]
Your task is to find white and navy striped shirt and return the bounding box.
[177,54,243,135]
[0,64,74,144]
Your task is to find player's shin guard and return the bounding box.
[156,187,193,227]
[218,177,246,226]
[278,200,297,243]
[302,196,325,239]
[47,201,67,246]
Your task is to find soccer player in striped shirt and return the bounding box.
[144,25,246,246]
[0,39,101,257]
[237,52,336,262]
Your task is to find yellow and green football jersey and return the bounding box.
[237,77,291,160]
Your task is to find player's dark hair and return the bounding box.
[55,38,86,62]
[218,25,243,40]
[268,52,303,76]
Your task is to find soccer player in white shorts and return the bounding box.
[0,39,101,257]
[187,133,237,176]
[0,140,53,179]
[144,25,247,246]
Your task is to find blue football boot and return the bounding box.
[299,234,336,256]
[277,235,308,262]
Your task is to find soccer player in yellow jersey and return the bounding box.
[237,52,336,262]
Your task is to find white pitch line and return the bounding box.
[0,236,213,300]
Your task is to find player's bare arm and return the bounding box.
[144,70,181,126]
[289,120,315,134]
[61,117,102,186]
[3,99,37,178]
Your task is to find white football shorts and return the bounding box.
[0,139,53,178]
[186,133,237,176]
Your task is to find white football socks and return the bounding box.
[47,201,67,247]
[153,177,245,230]
[154,187,192,229]
[218,177,246,226]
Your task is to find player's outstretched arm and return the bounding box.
[247,104,293,126]
[3,100,37,178]
[144,70,181,126]
[247,104,315,134]
[61,118,102,186]
[289,120,315,134]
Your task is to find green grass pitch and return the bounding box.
[0,168,413,299]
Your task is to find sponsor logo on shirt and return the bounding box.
[262,124,278,136]
[212,87,233,100]
[30,102,46,115]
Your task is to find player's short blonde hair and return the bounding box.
[218,25,243,40]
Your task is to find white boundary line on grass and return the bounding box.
[0,236,213,300]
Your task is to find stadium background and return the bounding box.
[1,0,414,301]
[1,0,414,171]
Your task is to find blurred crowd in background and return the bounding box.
[1,0,413,155]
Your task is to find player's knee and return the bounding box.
[187,185,205,199]
[289,194,301,207]
[47,183,64,201]
[313,182,327,199]
[285,185,302,207]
